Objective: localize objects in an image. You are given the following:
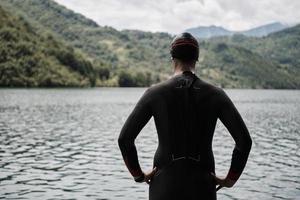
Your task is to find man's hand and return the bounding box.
[144,167,158,184]
[211,173,236,191]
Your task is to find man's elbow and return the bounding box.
[237,135,252,154]
[118,135,125,149]
[118,135,134,151]
[244,136,252,153]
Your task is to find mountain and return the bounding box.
[204,24,300,88]
[208,24,300,71]
[0,5,96,87]
[186,22,289,38]
[186,25,233,39]
[199,41,299,89]
[0,0,299,88]
[0,0,172,87]
[242,22,288,37]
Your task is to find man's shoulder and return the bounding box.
[195,77,224,95]
[147,78,172,92]
[147,77,225,95]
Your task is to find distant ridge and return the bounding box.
[242,22,289,37]
[186,22,289,38]
[186,25,232,38]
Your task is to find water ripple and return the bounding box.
[0,88,299,199]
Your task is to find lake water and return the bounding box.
[0,88,299,200]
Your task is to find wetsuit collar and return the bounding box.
[182,70,195,75]
[171,70,195,79]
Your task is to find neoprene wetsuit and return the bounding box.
[118,70,252,200]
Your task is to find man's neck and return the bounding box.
[173,67,195,76]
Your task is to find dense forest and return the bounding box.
[0,6,96,87]
[0,0,299,88]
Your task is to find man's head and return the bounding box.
[170,32,199,66]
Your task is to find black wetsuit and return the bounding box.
[118,71,252,200]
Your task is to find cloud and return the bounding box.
[54,0,300,33]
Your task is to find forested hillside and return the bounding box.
[206,26,300,88]
[199,41,299,88]
[0,0,299,88]
[0,6,96,87]
[0,0,171,87]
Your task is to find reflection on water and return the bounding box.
[0,88,299,199]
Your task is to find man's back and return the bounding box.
[146,71,220,170]
[145,71,221,199]
[119,32,252,200]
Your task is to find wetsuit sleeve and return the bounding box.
[118,88,153,180]
[217,89,252,182]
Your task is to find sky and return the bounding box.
[54,0,300,34]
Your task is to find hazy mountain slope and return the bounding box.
[186,25,233,38]
[186,22,288,39]
[242,22,288,37]
[0,6,96,87]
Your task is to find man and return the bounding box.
[118,32,252,200]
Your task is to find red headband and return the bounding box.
[171,38,199,49]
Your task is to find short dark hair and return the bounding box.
[170,32,199,62]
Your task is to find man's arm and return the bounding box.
[217,89,252,185]
[118,88,153,182]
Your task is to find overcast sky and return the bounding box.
[54,0,300,33]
